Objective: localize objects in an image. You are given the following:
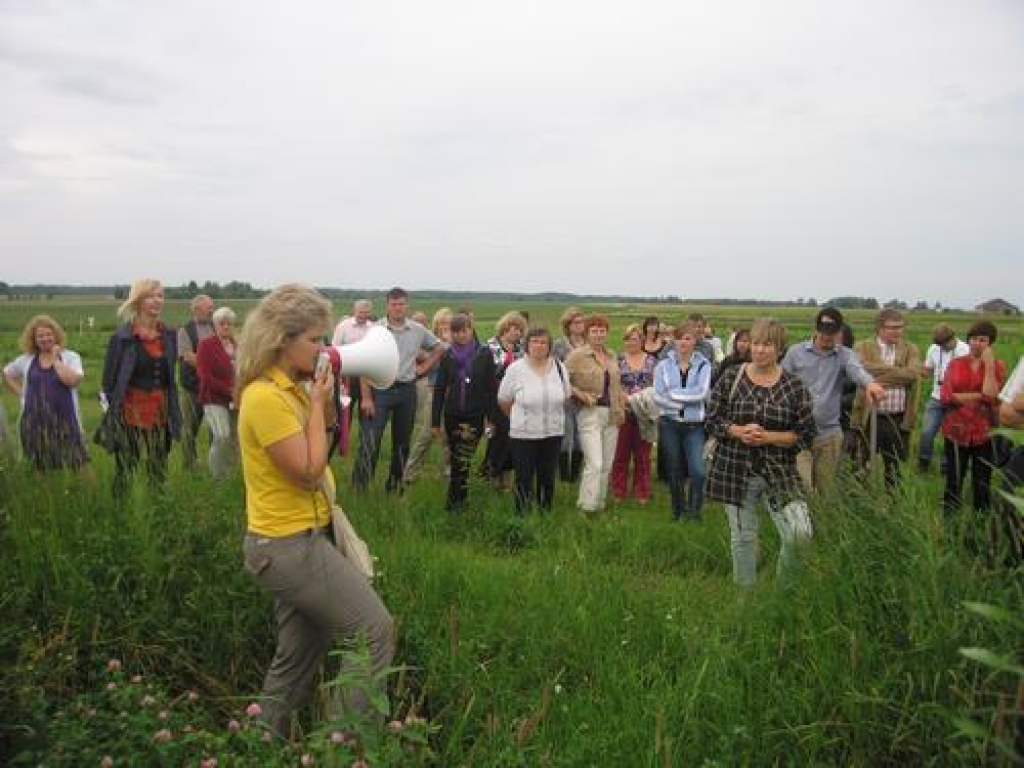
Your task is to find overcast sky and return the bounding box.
[2,0,1022,308]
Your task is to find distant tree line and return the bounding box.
[0,282,961,311]
[162,281,265,300]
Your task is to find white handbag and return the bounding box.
[781,500,814,540]
[282,389,376,581]
[330,503,375,580]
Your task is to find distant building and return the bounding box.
[974,298,1020,315]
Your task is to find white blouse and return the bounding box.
[498,358,572,440]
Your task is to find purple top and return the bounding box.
[21,357,86,469]
[618,353,656,395]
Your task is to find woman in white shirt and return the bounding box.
[498,328,572,513]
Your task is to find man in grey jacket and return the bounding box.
[782,307,884,494]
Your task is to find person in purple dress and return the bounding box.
[3,315,89,472]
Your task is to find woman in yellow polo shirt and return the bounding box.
[236,284,393,737]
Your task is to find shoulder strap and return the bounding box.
[726,363,745,404]
[185,320,199,348]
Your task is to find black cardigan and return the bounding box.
[432,346,498,427]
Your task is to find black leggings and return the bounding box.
[943,438,994,513]
[444,419,483,510]
[510,436,562,513]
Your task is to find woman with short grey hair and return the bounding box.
[197,306,239,478]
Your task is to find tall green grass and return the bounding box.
[1,297,1020,764]
[1,444,1020,765]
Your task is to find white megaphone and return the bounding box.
[319,325,399,388]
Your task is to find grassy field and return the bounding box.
[0,296,1021,766]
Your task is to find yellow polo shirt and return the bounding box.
[239,366,334,536]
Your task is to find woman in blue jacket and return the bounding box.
[653,321,712,522]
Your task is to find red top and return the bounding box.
[123,332,168,428]
[940,356,1006,446]
[196,336,235,406]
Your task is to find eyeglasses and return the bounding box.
[882,324,905,331]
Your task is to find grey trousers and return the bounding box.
[243,527,394,737]
[203,404,237,479]
[724,475,812,587]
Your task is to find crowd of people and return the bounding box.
[3,279,1023,737]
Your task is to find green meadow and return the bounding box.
[0,296,1021,766]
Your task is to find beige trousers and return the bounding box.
[243,528,394,737]
[796,431,844,495]
[576,405,619,511]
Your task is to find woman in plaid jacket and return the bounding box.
[705,318,816,587]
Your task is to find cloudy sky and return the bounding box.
[2,0,1022,307]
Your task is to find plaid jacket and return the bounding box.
[705,366,816,507]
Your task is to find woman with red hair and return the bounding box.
[566,315,624,512]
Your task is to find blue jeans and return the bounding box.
[352,381,417,492]
[658,418,706,520]
[917,399,946,468]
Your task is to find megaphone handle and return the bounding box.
[327,376,344,462]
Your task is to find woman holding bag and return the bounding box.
[705,318,816,587]
[236,284,393,738]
